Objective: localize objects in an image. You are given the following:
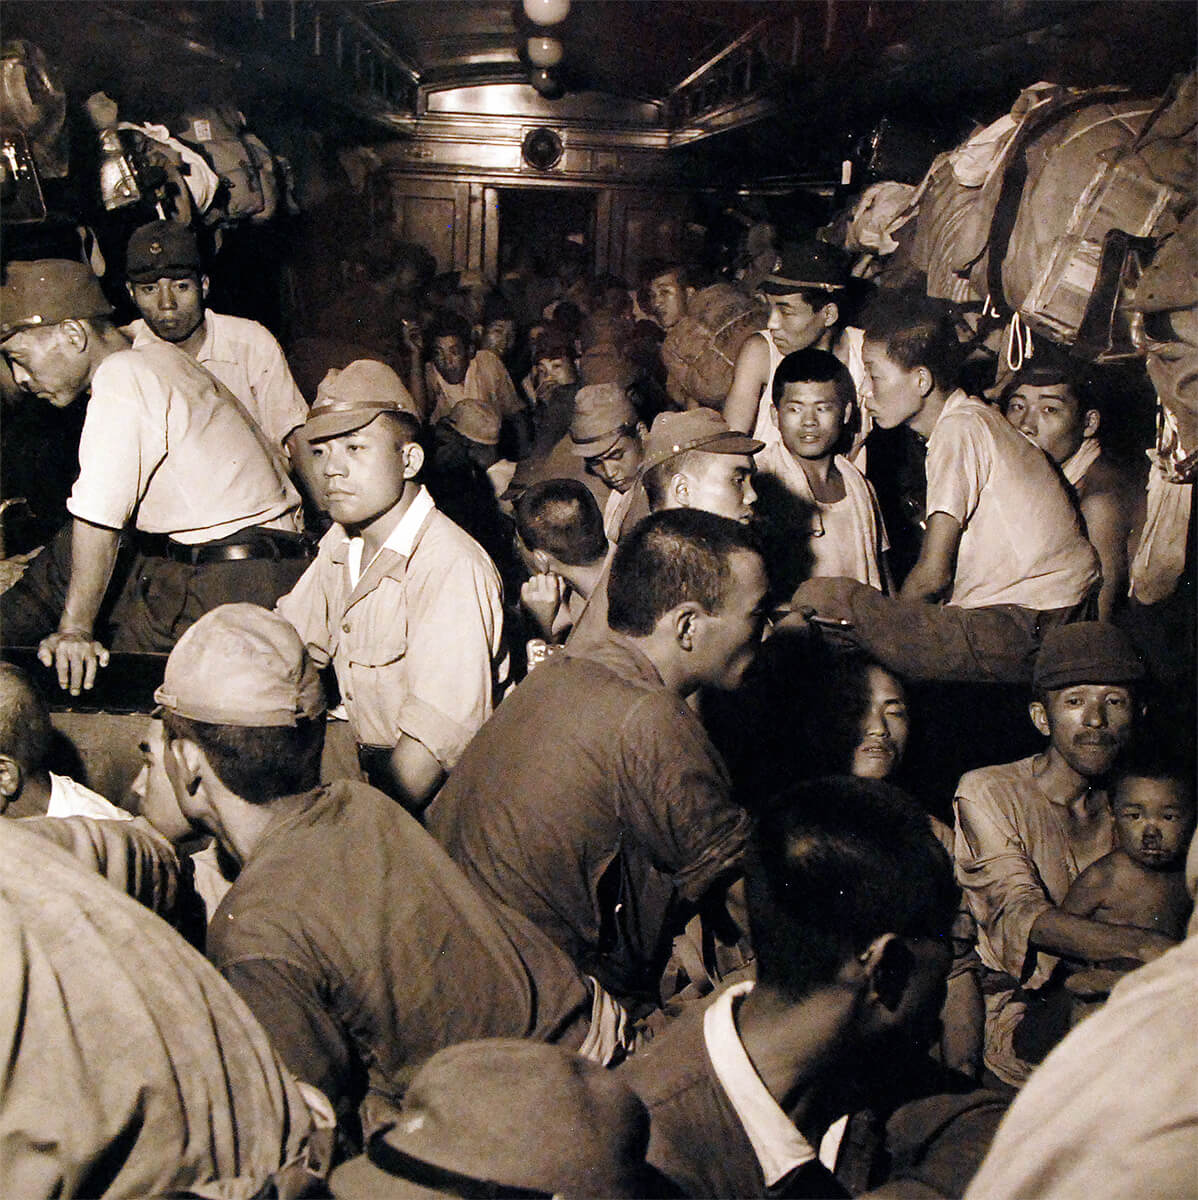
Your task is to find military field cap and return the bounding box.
[126,220,202,282]
[327,1040,655,1200]
[442,398,500,446]
[568,382,638,457]
[1032,621,1146,692]
[759,239,851,295]
[640,407,764,475]
[154,603,325,727]
[0,259,113,342]
[303,359,422,442]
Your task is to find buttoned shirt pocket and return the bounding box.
[336,575,410,748]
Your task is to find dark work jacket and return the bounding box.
[618,995,1009,1199]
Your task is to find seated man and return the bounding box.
[0,662,128,819]
[619,777,1007,1199]
[149,604,603,1138]
[722,240,870,452]
[954,622,1176,1086]
[277,360,507,812]
[2,223,313,650]
[514,479,610,646]
[755,347,891,595]
[566,407,762,655]
[641,259,764,412]
[0,260,307,693]
[426,399,516,575]
[424,310,528,456]
[428,509,764,1008]
[0,815,331,1199]
[567,383,650,544]
[794,293,1101,683]
[1001,361,1147,622]
[963,830,1198,1200]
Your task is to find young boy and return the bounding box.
[793,293,1101,682]
[755,347,890,595]
[1062,757,1195,944]
[277,360,507,813]
[1013,754,1194,1063]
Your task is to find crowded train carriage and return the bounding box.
[0,1,1195,1196]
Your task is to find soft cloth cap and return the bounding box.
[154,603,326,727]
[327,1039,654,1199]
[442,399,500,446]
[1032,621,1146,692]
[568,382,637,456]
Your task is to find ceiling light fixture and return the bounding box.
[529,68,563,97]
[527,36,563,67]
[523,0,570,27]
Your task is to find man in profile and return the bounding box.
[429,509,768,1009]
[146,603,602,1140]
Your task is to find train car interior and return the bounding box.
[0,3,1196,1195]
[2,0,1194,815]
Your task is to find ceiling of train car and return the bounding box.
[5,0,1195,184]
[357,0,786,101]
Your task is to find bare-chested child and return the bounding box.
[1061,756,1195,946]
[1014,754,1194,1064]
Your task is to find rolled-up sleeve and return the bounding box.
[954,789,1053,984]
[925,411,989,526]
[67,356,165,531]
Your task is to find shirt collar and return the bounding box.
[347,485,435,586]
[702,981,818,1187]
[1060,436,1102,487]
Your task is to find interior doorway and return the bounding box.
[496,187,597,281]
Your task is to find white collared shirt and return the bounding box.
[702,980,848,1187]
[347,485,435,587]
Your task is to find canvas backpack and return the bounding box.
[175,104,281,225]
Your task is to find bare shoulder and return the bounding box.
[733,329,771,373]
[1078,451,1148,505]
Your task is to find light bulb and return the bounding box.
[529,68,561,97]
[523,0,570,27]
[527,36,563,67]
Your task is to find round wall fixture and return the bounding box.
[522,126,563,170]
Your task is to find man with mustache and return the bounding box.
[953,622,1176,1087]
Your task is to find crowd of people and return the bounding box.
[0,207,1194,1199]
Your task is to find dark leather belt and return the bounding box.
[138,531,312,565]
